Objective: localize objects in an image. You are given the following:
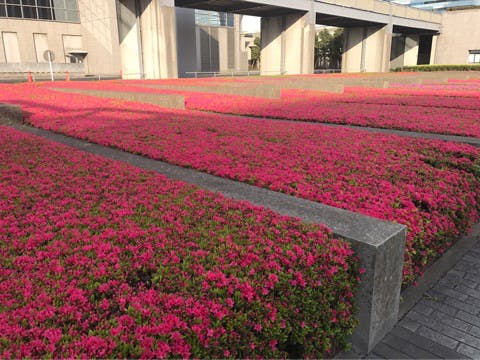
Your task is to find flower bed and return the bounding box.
[44,80,480,138]
[0,126,359,358]
[1,85,479,285]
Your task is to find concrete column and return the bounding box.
[234,15,244,71]
[260,11,315,75]
[117,0,143,79]
[430,34,438,65]
[175,7,197,77]
[138,0,178,79]
[403,35,419,66]
[342,24,393,73]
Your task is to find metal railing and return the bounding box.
[185,70,261,78]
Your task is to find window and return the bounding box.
[468,50,480,64]
[0,0,79,22]
[195,10,234,28]
[2,32,21,63]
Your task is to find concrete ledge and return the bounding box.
[7,122,406,355]
[279,81,345,93]
[143,84,282,98]
[0,103,24,125]
[52,88,185,110]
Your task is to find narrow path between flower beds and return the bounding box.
[6,121,480,358]
[191,110,480,147]
[370,232,480,359]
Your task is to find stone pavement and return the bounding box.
[369,238,480,359]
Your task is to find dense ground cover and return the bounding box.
[45,79,480,138]
[1,84,479,285]
[0,126,359,358]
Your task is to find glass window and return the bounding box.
[66,9,78,22]
[469,50,480,64]
[52,0,65,8]
[6,4,22,17]
[1,0,78,22]
[52,7,66,21]
[37,6,52,19]
[65,0,77,10]
[22,5,37,18]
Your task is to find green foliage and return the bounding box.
[315,28,343,70]
[250,36,261,70]
[392,64,480,72]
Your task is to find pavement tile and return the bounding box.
[370,342,410,359]
[390,326,463,358]
[416,326,459,350]
[382,333,439,359]
[420,298,459,317]
[434,285,470,301]
[398,317,421,333]
[457,343,480,359]
[456,311,480,328]
[442,295,480,315]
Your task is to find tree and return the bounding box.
[314,28,344,70]
[250,36,261,70]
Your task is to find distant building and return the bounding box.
[0,1,246,78]
[390,0,480,10]
[389,0,480,66]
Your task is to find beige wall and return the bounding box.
[342,25,392,73]
[0,0,121,75]
[261,12,315,75]
[403,35,419,66]
[435,8,480,65]
[78,0,121,75]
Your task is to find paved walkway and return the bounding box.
[370,238,480,359]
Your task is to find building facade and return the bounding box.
[390,0,480,66]
[0,0,121,76]
[1,0,479,78]
[0,0,245,78]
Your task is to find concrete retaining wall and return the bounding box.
[52,88,185,110]
[4,117,406,355]
[0,63,85,74]
[0,103,23,125]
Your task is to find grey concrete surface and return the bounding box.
[52,88,186,110]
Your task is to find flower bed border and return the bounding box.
[4,120,407,355]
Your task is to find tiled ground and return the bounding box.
[370,240,480,359]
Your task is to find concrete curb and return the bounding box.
[52,88,186,110]
[5,121,406,356]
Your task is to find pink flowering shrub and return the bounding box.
[1,85,478,285]
[44,78,480,137]
[0,126,359,358]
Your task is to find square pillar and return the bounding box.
[403,35,419,66]
[430,34,438,65]
[138,0,178,79]
[342,24,393,73]
[260,11,315,76]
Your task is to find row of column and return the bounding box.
[116,0,435,79]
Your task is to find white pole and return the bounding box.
[48,52,54,81]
